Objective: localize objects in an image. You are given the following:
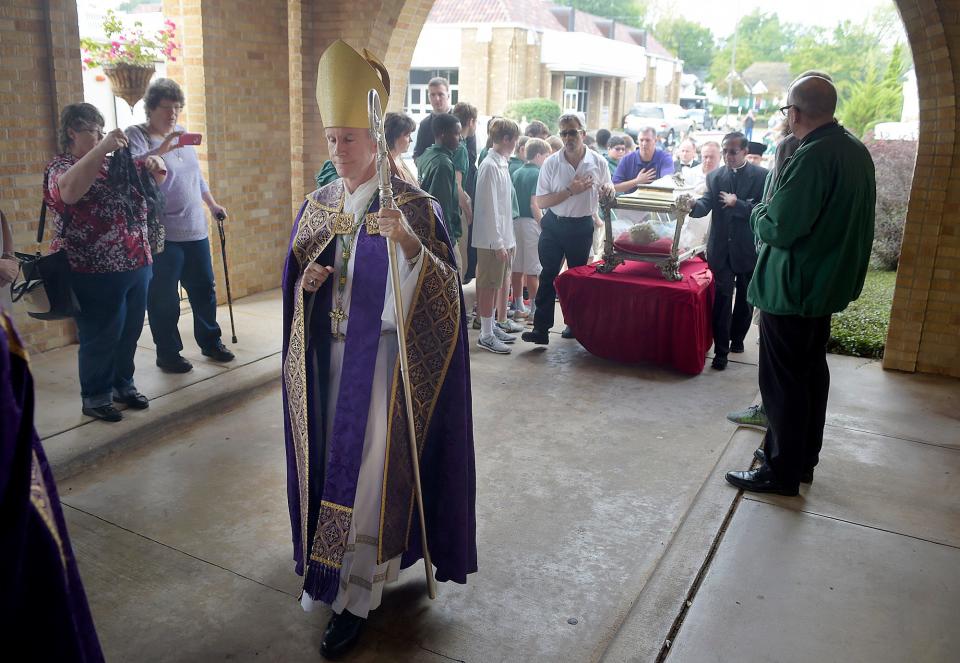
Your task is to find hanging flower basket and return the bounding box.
[103,63,156,109]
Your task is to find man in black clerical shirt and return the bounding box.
[689,132,768,370]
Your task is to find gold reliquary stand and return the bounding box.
[598,175,705,281]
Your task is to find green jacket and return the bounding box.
[748,123,876,317]
[417,144,461,241]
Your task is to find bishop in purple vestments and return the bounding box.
[280,40,476,658]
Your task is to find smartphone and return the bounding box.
[177,132,202,146]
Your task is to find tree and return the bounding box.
[567,0,647,28]
[837,42,907,138]
[655,18,715,77]
[503,98,563,132]
[707,10,798,89]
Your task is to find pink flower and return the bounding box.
[111,41,120,48]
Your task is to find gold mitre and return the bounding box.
[316,40,390,129]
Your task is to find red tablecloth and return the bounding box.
[555,258,714,375]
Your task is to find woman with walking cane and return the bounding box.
[126,78,235,374]
[280,40,477,659]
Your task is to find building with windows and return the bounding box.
[408,0,684,131]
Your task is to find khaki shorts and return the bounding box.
[476,247,514,290]
[513,217,542,275]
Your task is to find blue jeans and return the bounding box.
[147,238,222,359]
[72,265,152,408]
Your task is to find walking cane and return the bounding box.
[215,211,238,344]
[368,89,437,600]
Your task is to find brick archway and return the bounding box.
[883,0,958,375]
[1,0,958,375]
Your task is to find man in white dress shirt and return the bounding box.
[522,113,614,345]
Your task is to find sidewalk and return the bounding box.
[34,289,285,480]
[602,355,960,662]
[35,285,960,661]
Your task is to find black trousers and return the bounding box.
[759,311,832,490]
[711,266,753,355]
[532,211,593,333]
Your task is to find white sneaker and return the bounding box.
[478,334,512,354]
[497,319,524,334]
[492,325,517,343]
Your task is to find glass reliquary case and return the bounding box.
[597,173,708,281]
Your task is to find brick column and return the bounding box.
[1,0,83,351]
[885,0,960,376]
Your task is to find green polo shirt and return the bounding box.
[416,144,461,241]
[511,162,540,219]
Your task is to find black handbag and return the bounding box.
[10,197,81,321]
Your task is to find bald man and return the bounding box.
[725,75,876,496]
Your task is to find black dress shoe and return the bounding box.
[730,340,745,353]
[726,466,799,496]
[521,329,550,345]
[202,341,235,362]
[82,404,123,422]
[711,354,728,370]
[320,610,365,659]
[752,448,814,484]
[561,325,575,339]
[114,390,149,409]
[157,354,193,373]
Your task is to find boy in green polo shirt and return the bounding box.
[510,138,550,322]
[416,113,463,248]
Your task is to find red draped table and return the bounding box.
[555,258,715,375]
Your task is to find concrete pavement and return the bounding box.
[31,289,960,661]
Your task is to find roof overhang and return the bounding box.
[541,30,647,79]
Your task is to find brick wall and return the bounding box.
[884,0,960,377]
[1,0,83,351]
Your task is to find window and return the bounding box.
[405,68,459,118]
[562,75,588,113]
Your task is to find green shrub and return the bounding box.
[828,270,897,358]
[862,136,916,271]
[503,98,562,133]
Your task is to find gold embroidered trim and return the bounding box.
[0,312,28,362]
[30,450,66,570]
[309,500,353,569]
[284,193,337,568]
[356,534,378,546]
[377,195,462,563]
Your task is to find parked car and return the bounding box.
[685,108,712,130]
[622,103,695,145]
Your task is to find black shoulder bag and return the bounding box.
[10,185,81,320]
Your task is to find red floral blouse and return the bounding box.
[43,153,153,274]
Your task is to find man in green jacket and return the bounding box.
[726,75,876,496]
[416,112,462,248]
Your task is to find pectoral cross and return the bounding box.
[329,307,347,339]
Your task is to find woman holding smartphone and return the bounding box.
[126,78,235,374]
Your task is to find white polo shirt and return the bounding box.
[536,147,612,218]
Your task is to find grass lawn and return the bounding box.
[828,270,897,358]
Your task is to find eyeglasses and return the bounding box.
[779,104,798,116]
[559,129,582,138]
[722,148,743,155]
[156,104,183,112]
[76,125,104,138]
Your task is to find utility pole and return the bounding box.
[726,2,740,129]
